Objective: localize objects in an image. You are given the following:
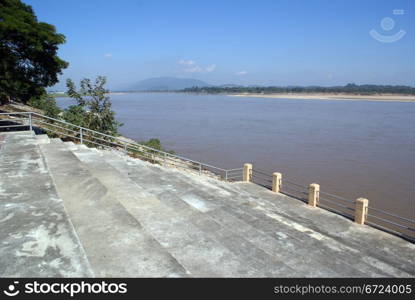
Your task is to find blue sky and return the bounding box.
[25,0,415,90]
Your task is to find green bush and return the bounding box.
[65,76,122,136]
[62,105,86,127]
[142,138,175,154]
[27,94,61,118]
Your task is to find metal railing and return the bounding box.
[283,178,309,202]
[251,167,415,242]
[0,111,241,180]
[225,168,244,181]
[366,206,415,241]
[252,168,273,189]
[318,191,355,219]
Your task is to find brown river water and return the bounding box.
[57,92,415,222]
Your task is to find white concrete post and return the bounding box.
[272,172,282,193]
[308,183,320,207]
[243,163,252,182]
[355,198,369,225]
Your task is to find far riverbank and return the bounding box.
[228,93,415,102]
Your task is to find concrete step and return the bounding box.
[100,149,250,205]
[39,141,187,277]
[99,149,414,277]
[63,141,102,154]
[35,134,50,144]
[63,141,76,150]
[70,147,293,277]
[233,183,415,276]
[50,138,63,144]
[0,132,92,277]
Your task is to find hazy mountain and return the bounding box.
[126,77,211,91]
[218,84,244,88]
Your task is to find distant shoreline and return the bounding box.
[51,91,415,102]
[50,92,128,98]
[228,93,415,103]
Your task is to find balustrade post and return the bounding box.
[308,183,320,207]
[243,163,252,182]
[272,172,282,193]
[355,198,369,225]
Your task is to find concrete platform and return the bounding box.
[0,132,91,277]
[1,131,414,277]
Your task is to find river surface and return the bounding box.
[56,93,415,219]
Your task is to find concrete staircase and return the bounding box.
[1,131,414,277]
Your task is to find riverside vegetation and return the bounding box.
[183,83,415,95]
[27,76,172,153]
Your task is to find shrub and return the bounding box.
[27,94,61,118]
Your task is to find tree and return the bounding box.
[65,76,122,135]
[0,0,68,104]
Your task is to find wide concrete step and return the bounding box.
[0,132,91,277]
[99,149,251,206]
[68,145,288,277]
[39,141,187,277]
[50,137,64,144]
[35,134,50,144]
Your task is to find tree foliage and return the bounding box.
[64,76,122,135]
[0,0,68,104]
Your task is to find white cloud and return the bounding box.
[104,53,112,58]
[184,65,204,73]
[235,70,247,75]
[179,59,196,66]
[179,59,216,73]
[205,64,216,72]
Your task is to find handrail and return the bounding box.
[227,168,243,172]
[0,111,236,177]
[369,206,415,225]
[320,191,355,204]
[29,112,229,172]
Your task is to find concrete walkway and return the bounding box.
[1,131,414,277]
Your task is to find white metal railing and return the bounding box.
[0,111,243,181]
